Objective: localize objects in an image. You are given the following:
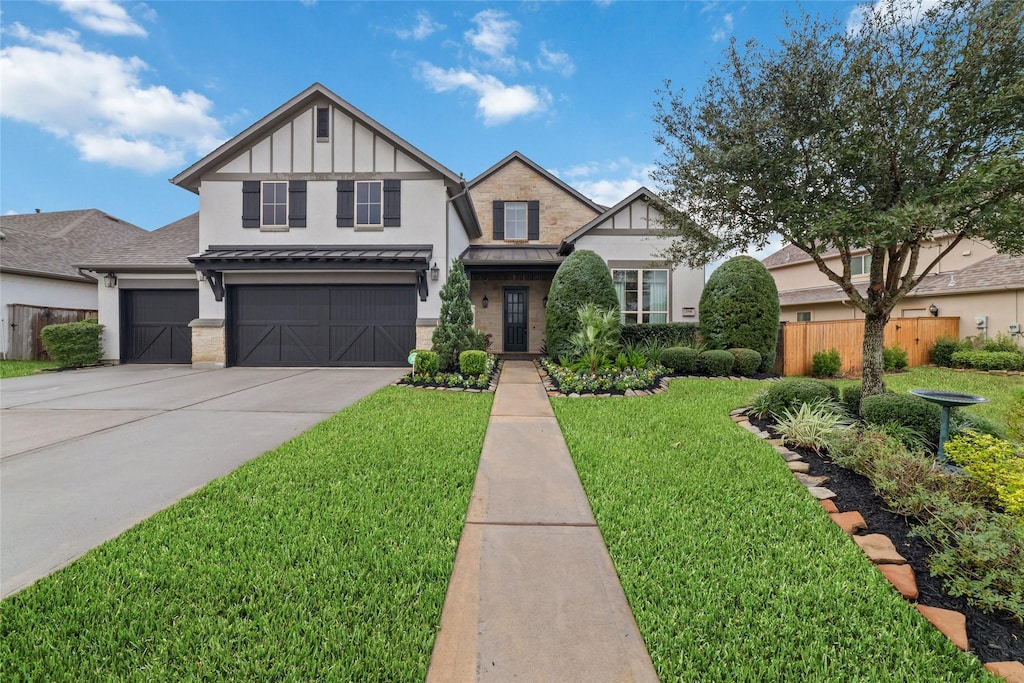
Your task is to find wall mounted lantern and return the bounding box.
[482,295,489,309]
[928,303,939,317]
[104,272,118,288]
[430,262,439,281]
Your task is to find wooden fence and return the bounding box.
[775,316,959,377]
[6,304,98,361]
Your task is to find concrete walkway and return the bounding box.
[427,361,658,682]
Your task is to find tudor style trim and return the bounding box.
[467,151,605,214]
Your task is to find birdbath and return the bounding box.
[909,389,989,464]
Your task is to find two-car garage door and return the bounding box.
[228,285,416,367]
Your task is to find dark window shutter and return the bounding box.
[288,180,307,228]
[383,179,401,227]
[527,200,540,241]
[337,180,354,227]
[492,201,505,240]
[242,181,260,228]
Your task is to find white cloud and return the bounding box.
[465,9,519,59]
[710,12,734,42]
[0,25,224,172]
[418,62,550,125]
[846,0,945,33]
[554,159,656,206]
[537,42,575,76]
[396,10,445,40]
[50,0,148,37]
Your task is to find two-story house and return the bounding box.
[80,84,704,367]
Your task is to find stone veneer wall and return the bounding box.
[470,159,600,245]
[415,323,436,352]
[470,276,552,354]
[191,325,225,367]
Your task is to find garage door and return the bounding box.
[229,285,416,367]
[121,290,198,363]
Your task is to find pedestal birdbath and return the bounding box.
[909,389,989,464]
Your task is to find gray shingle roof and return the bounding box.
[0,209,147,281]
[79,213,199,270]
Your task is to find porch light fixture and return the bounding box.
[482,295,489,309]
[430,261,439,281]
[103,272,117,288]
[928,304,939,317]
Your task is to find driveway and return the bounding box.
[0,364,406,598]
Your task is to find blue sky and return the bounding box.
[1,0,866,241]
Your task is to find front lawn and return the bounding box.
[0,360,58,379]
[0,387,492,681]
[553,379,992,681]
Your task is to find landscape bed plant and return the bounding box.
[0,387,493,681]
[402,353,498,390]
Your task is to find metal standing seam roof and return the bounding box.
[458,245,564,267]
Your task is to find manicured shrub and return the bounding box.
[951,411,1007,440]
[619,323,698,348]
[661,346,699,374]
[39,319,104,368]
[860,393,942,447]
[413,350,439,376]
[699,255,780,371]
[945,432,1024,519]
[729,348,762,376]
[458,350,488,376]
[930,336,966,367]
[764,378,839,416]
[431,260,476,371]
[882,344,909,371]
[811,348,841,377]
[840,383,864,417]
[698,349,735,377]
[545,250,619,360]
[950,350,1024,371]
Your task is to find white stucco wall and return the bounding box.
[1,272,98,358]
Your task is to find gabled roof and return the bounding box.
[171,82,466,194]
[79,213,199,272]
[467,151,605,214]
[558,186,669,254]
[0,209,147,282]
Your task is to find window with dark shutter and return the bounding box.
[383,180,401,227]
[288,181,307,228]
[527,200,540,240]
[316,107,330,141]
[337,180,355,227]
[242,180,260,228]
[492,201,504,240]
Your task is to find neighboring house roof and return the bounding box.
[558,186,669,255]
[459,245,564,271]
[467,151,606,215]
[79,213,199,272]
[171,82,465,194]
[0,209,147,282]
[761,243,810,269]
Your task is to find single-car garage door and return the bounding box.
[121,290,198,363]
[229,285,416,367]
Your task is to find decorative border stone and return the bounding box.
[395,360,502,394]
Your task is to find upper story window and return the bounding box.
[850,254,872,276]
[504,202,527,239]
[797,311,812,322]
[316,107,330,141]
[356,181,383,227]
[262,181,288,226]
[613,269,668,324]
[492,200,539,241]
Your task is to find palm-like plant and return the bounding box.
[568,303,621,375]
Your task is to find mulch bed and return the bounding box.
[749,414,1024,664]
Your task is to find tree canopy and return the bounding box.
[653,0,1024,395]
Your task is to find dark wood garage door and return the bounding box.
[121,290,198,364]
[229,285,416,367]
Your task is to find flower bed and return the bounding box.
[539,358,666,394]
[399,355,499,391]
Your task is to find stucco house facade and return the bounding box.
[81,83,703,367]
[763,237,1023,346]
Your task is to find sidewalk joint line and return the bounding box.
[466,520,598,528]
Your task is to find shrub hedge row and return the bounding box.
[39,319,103,368]
[620,323,698,348]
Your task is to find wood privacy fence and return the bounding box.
[6,304,98,361]
[774,316,960,377]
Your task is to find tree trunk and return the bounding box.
[861,312,889,398]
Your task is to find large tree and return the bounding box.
[653,0,1024,397]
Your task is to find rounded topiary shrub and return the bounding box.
[883,344,909,372]
[699,349,735,377]
[811,348,841,378]
[413,350,439,375]
[39,319,104,368]
[729,348,762,376]
[699,255,780,371]
[459,350,488,376]
[545,250,619,360]
[840,383,864,417]
[929,336,964,367]
[764,378,839,416]
[860,393,942,446]
[661,346,699,374]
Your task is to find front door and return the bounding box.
[503,287,528,352]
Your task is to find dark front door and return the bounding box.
[229,284,415,367]
[503,287,528,352]
[120,290,198,363]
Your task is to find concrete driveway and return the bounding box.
[0,364,405,598]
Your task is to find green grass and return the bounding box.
[0,360,58,379]
[0,387,492,681]
[553,379,993,682]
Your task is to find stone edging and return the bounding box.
[729,406,1024,682]
[392,360,502,393]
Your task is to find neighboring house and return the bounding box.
[82,84,703,367]
[763,237,1023,344]
[0,209,147,359]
